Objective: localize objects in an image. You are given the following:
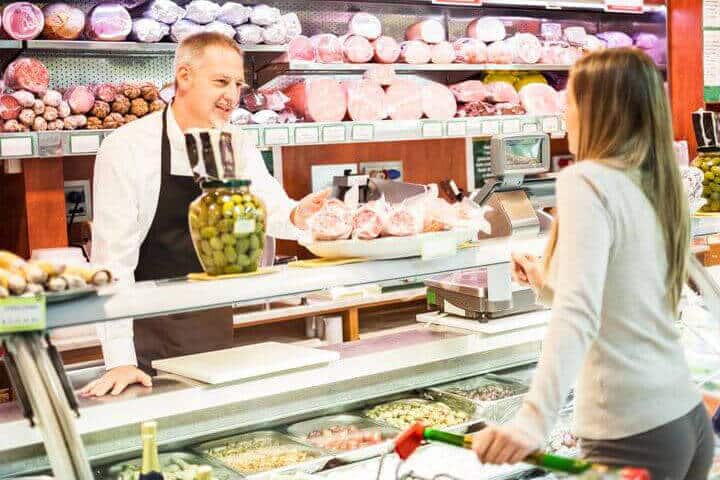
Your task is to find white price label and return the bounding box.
[0,296,46,333]
[502,119,521,134]
[294,127,319,144]
[604,0,642,13]
[352,124,374,141]
[422,122,444,138]
[264,128,290,146]
[446,121,467,137]
[0,136,33,157]
[481,121,500,136]
[234,219,256,235]
[542,117,560,133]
[322,125,346,142]
[523,123,539,133]
[242,128,260,146]
[70,134,101,154]
[421,234,457,261]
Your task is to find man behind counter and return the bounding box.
[81,33,328,397]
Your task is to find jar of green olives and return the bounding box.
[693,152,720,212]
[188,179,266,275]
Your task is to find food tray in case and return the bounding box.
[285,414,397,464]
[429,374,529,424]
[96,451,239,480]
[362,391,477,433]
[192,430,332,479]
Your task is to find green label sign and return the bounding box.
[0,295,46,334]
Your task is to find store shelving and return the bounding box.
[24,40,287,56]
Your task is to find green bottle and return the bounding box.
[139,421,163,480]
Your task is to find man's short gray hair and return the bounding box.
[173,32,244,74]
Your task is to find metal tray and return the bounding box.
[192,431,332,479]
[429,374,529,425]
[45,286,98,304]
[285,414,397,464]
[96,451,239,480]
[362,392,477,432]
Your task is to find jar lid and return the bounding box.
[201,179,252,189]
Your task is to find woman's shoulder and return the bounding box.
[558,160,631,195]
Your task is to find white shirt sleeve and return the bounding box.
[91,134,141,369]
[511,169,612,444]
[241,140,301,241]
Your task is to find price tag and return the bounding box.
[0,296,46,334]
[542,117,560,133]
[446,121,467,137]
[352,124,374,141]
[421,234,458,261]
[522,123,539,133]
[421,121,444,138]
[481,121,500,136]
[264,127,290,146]
[38,132,63,157]
[294,126,319,144]
[322,125,347,143]
[502,119,521,134]
[604,0,643,13]
[70,133,101,154]
[243,128,261,146]
[0,136,33,158]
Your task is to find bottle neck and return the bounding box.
[140,433,161,476]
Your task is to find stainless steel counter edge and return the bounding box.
[0,323,545,464]
[46,237,548,329]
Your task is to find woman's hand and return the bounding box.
[511,252,545,290]
[472,424,539,465]
[291,188,332,230]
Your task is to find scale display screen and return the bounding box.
[490,133,550,177]
[505,137,543,170]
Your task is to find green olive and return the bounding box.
[231,194,244,204]
[213,250,227,267]
[706,171,715,182]
[237,254,250,267]
[222,202,235,218]
[255,221,265,234]
[243,264,258,273]
[224,245,238,263]
[189,213,201,230]
[236,238,250,254]
[713,183,720,193]
[224,265,243,274]
[704,186,712,196]
[221,233,235,246]
[202,195,215,206]
[210,237,224,251]
[249,235,260,251]
[218,219,234,233]
[201,240,212,256]
[249,249,261,262]
[200,254,213,268]
[242,194,253,203]
[257,234,265,249]
[201,226,218,239]
[712,200,720,212]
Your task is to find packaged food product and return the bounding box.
[250,4,280,26]
[42,3,85,40]
[184,0,220,25]
[107,452,232,480]
[3,2,44,40]
[216,2,251,26]
[171,19,203,42]
[85,3,132,41]
[365,398,471,429]
[143,0,186,25]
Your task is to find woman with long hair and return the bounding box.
[472,48,713,479]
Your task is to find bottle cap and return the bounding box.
[141,421,157,437]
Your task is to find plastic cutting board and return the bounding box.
[152,342,341,384]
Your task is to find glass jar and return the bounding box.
[188,179,266,276]
[694,152,720,212]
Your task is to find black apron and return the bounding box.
[134,107,234,373]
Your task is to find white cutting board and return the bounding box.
[152,342,341,385]
[416,310,549,335]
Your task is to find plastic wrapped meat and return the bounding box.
[353,201,388,239]
[85,2,132,41]
[423,197,457,232]
[509,33,541,64]
[458,101,496,117]
[42,3,86,40]
[310,199,353,241]
[170,18,203,42]
[519,83,559,115]
[280,13,302,39]
[453,38,487,64]
[431,41,456,64]
[634,32,660,50]
[346,79,385,121]
[373,36,401,64]
[264,91,289,111]
[311,34,343,64]
[143,0,185,25]
[230,107,251,125]
[645,46,667,66]
[262,22,287,45]
[131,18,169,42]
[343,35,374,63]
[284,79,347,122]
[251,109,279,124]
[11,90,36,108]
[583,35,606,52]
[364,65,396,86]
[278,108,298,123]
[384,79,423,120]
[487,40,514,64]
[466,17,506,43]
[563,26,587,47]
[405,19,445,44]
[242,91,266,112]
[399,40,431,64]
[204,21,234,38]
[541,23,562,42]
[216,2,251,26]
[288,36,316,62]
[496,102,525,115]
[0,94,21,120]
[235,24,263,44]
[382,204,423,237]
[4,58,49,95]
[450,80,488,103]
[184,0,219,25]
[3,2,44,40]
[348,12,382,41]
[484,81,520,104]
[421,82,457,120]
[597,31,633,48]
[250,4,280,26]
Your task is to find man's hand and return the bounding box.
[291,188,332,230]
[511,252,545,290]
[79,365,152,397]
[472,424,539,465]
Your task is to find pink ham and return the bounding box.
[372,36,400,64]
[485,81,520,104]
[431,41,456,64]
[288,35,316,62]
[92,83,117,103]
[467,17,506,43]
[519,83,560,115]
[453,38,487,64]
[487,40,514,64]
[399,40,431,64]
[63,85,95,114]
[348,12,382,41]
[4,58,49,95]
[3,2,44,40]
[363,65,397,86]
[405,19,445,44]
[346,79,385,121]
[310,199,353,241]
[382,204,423,237]
[511,33,541,64]
[343,35,374,63]
[311,34,343,64]
[449,80,489,103]
[353,201,387,240]
[0,94,21,120]
[384,79,423,120]
[421,82,457,120]
[284,79,347,122]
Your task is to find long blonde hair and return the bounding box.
[545,48,689,313]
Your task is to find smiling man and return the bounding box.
[82,32,325,397]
